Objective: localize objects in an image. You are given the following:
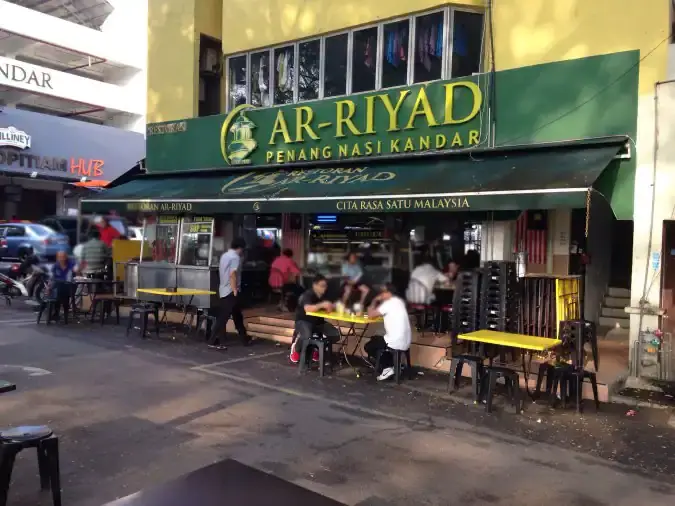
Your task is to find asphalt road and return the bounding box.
[0,303,674,506]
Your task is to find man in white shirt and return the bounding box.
[366,284,412,381]
[406,257,449,305]
[209,238,250,349]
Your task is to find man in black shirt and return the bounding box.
[290,274,340,364]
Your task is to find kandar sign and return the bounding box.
[0,62,53,90]
[221,80,483,166]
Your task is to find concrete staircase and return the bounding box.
[599,287,631,331]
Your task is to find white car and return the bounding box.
[128,227,143,240]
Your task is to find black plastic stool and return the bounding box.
[448,354,484,402]
[126,304,160,338]
[481,366,522,414]
[298,337,333,377]
[375,347,413,384]
[550,365,600,412]
[90,296,122,325]
[0,425,61,506]
[534,362,568,400]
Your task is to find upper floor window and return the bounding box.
[225,7,483,110]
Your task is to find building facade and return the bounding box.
[139,0,671,374]
[0,0,147,219]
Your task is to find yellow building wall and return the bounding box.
[221,0,668,96]
[147,0,223,123]
[148,0,669,123]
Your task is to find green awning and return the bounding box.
[82,139,624,215]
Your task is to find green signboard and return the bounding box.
[147,75,487,172]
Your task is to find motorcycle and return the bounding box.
[0,254,48,305]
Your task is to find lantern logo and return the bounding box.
[221,105,257,165]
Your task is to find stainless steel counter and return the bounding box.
[136,262,219,309]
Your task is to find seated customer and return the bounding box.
[406,256,449,304]
[269,248,303,308]
[341,252,370,309]
[290,274,341,364]
[366,284,413,381]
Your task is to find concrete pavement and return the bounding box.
[0,303,674,506]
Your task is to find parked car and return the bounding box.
[128,226,143,240]
[0,223,70,260]
[40,215,129,247]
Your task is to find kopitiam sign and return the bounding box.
[146,75,486,172]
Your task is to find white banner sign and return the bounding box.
[0,126,31,149]
[0,56,143,115]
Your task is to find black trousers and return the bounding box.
[293,320,340,352]
[364,335,392,371]
[210,293,248,345]
[51,282,72,323]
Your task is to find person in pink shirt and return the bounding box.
[269,249,303,309]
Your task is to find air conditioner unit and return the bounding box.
[201,47,221,74]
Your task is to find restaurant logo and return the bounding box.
[0,126,31,150]
[220,167,396,196]
[221,105,258,165]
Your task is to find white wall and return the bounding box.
[0,0,143,68]
[629,80,675,363]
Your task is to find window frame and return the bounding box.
[297,37,322,103]
[224,6,485,112]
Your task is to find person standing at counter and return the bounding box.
[341,252,370,310]
[209,238,251,349]
[98,217,120,248]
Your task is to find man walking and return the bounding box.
[209,238,250,349]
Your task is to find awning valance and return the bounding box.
[81,138,625,215]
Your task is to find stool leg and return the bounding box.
[154,308,160,336]
[485,371,498,413]
[45,437,61,506]
[375,350,383,375]
[318,344,325,377]
[550,375,560,407]
[126,312,134,335]
[0,444,19,506]
[405,350,413,379]
[448,358,459,392]
[575,374,583,413]
[534,363,548,399]
[37,442,50,490]
[589,372,600,410]
[512,377,522,414]
[470,362,480,403]
[298,343,308,375]
[141,313,148,338]
[394,351,401,385]
[115,302,120,325]
[560,376,568,409]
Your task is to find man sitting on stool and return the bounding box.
[366,284,412,381]
[290,274,340,365]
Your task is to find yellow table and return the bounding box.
[306,311,383,365]
[137,288,216,331]
[458,330,561,352]
[137,288,216,297]
[459,330,561,401]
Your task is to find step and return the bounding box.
[601,307,628,318]
[607,287,631,298]
[249,331,292,345]
[604,296,630,308]
[256,316,295,329]
[598,316,630,328]
[248,322,295,337]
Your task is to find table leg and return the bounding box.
[179,295,195,333]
